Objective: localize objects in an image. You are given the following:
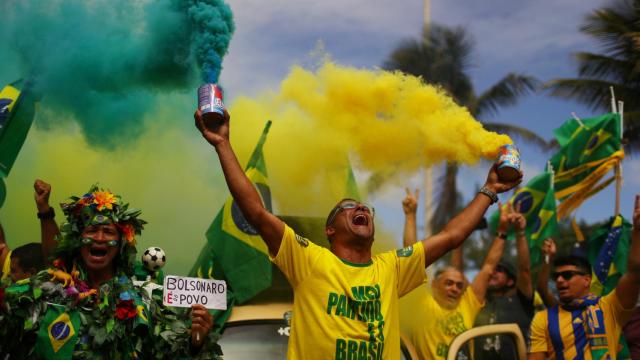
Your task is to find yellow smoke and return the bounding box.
[230,61,512,214]
[0,61,512,275]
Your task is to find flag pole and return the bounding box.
[615,101,624,216]
[545,161,554,264]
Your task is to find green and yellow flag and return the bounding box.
[0,79,37,208]
[549,113,623,218]
[588,215,631,296]
[488,170,558,265]
[35,306,81,359]
[189,121,273,330]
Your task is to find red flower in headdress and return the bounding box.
[117,223,136,246]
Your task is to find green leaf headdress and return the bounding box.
[55,185,147,274]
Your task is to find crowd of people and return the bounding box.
[0,106,638,359]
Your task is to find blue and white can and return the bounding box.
[197,84,225,129]
[496,144,521,181]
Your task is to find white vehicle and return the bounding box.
[446,324,527,360]
[219,302,419,359]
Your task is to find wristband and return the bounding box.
[516,230,526,237]
[478,186,498,204]
[37,207,55,220]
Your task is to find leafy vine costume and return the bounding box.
[0,186,222,359]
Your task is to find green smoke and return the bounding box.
[0,0,234,149]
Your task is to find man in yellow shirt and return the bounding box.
[528,195,640,360]
[195,109,521,359]
[403,193,519,359]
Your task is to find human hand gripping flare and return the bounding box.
[194,108,230,147]
[484,162,523,195]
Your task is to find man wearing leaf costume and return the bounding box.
[0,186,220,359]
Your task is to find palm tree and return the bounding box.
[382,24,547,269]
[546,0,640,153]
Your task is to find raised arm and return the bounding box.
[536,238,558,307]
[34,179,59,264]
[615,194,640,309]
[422,163,521,267]
[402,188,419,247]
[512,204,533,299]
[195,110,284,256]
[471,202,509,301]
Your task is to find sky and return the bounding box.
[222,0,637,236]
[0,0,637,275]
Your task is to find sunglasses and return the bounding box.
[327,201,375,226]
[82,237,119,247]
[552,270,588,281]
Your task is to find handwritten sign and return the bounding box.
[162,275,227,310]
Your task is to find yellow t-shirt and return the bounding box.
[409,285,484,359]
[271,225,426,360]
[529,290,634,359]
[1,250,11,280]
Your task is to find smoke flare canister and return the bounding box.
[197,84,225,129]
[496,144,521,182]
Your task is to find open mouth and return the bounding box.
[89,248,108,258]
[352,214,368,226]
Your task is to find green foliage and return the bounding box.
[546,0,640,154]
[0,269,222,359]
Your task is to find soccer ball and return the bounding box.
[142,247,166,271]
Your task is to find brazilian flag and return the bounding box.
[0,78,36,208]
[189,121,273,331]
[588,215,631,296]
[35,306,81,359]
[587,215,633,360]
[488,170,558,265]
[549,113,623,218]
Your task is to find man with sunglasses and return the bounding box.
[195,109,522,359]
[528,195,640,360]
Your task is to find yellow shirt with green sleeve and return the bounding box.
[410,285,484,359]
[271,224,426,360]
